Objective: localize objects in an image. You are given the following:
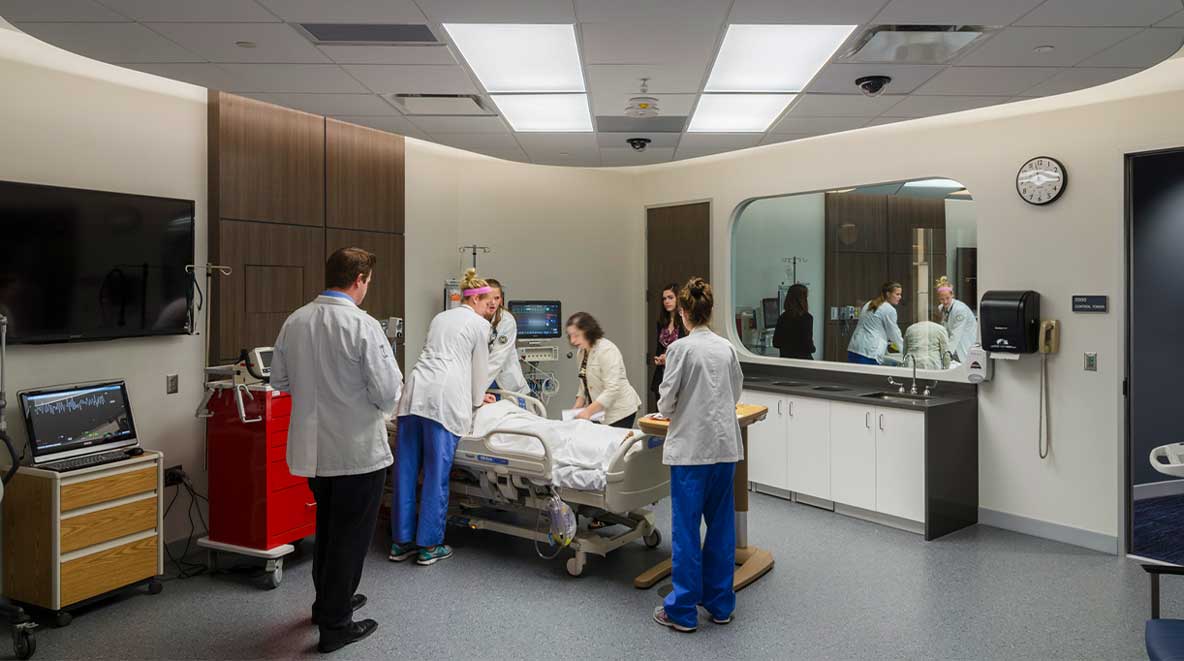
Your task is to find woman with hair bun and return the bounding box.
[936,276,977,363]
[652,277,744,634]
[390,267,496,566]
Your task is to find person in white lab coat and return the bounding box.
[652,277,744,633]
[389,268,495,567]
[484,278,529,395]
[270,247,403,654]
[936,276,977,363]
[847,281,905,365]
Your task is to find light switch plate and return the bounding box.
[166,373,179,394]
[1084,352,1097,372]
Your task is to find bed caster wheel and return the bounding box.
[13,626,35,660]
[261,558,284,589]
[52,610,72,628]
[147,579,163,595]
[643,529,662,549]
[565,552,586,577]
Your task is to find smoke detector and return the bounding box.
[624,78,660,119]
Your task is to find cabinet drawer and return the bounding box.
[267,484,316,537]
[60,466,157,512]
[60,497,157,554]
[267,436,288,461]
[60,535,158,607]
[268,459,306,492]
[269,395,292,430]
[269,429,289,448]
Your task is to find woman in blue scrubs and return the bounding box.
[653,277,744,633]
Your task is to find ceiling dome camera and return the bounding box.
[855,75,892,97]
[627,137,652,152]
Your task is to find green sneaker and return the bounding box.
[388,542,417,562]
[416,544,453,566]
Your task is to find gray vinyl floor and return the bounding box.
[10,492,1169,660]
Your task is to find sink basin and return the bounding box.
[862,391,932,404]
[812,385,850,392]
[773,381,807,387]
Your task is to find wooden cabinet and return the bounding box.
[327,119,405,233]
[875,409,926,522]
[826,193,886,253]
[2,453,164,613]
[325,229,404,322]
[743,390,789,491]
[829,401,877,511]
[786,396,831,500]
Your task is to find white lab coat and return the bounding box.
[847,301,905,363]
[941,298,977,362]
[657,327,744,466]
[488,311,529,394]
[271,294,403,478]
[397,305,491,437]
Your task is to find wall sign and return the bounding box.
[1072,295,1108,313]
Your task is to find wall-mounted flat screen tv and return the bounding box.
[0,180,195,344]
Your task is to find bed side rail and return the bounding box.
[487,389,547,417]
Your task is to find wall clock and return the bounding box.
[1016,156,1067,205]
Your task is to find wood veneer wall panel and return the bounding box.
[326,119,405,233]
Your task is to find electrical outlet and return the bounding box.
[164,465,185,487]
[1084,352,1098,372]
[166,374,179,395]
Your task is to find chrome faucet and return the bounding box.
[904,355,918,395]
[887,377,905,394]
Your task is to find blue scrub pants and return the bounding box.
[847,351,878,365]
[391,415,460,548]
[664,462,737,628]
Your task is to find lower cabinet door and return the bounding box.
[742,390,789,491]
[829,402,876,510]
[875,408,926,522]
[787,396,831,500]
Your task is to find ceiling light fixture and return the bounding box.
[705,24,857,92]
[235,41,257,48]
[1033,44,1055,53]
[625,78,660,118]
[687,94,795,133]
[443,24,585,93]
[490,94,593,132]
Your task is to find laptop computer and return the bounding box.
[19,380,141,472]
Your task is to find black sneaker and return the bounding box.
[317,619,378,654]
[310,594,367,626]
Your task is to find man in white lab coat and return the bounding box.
[270,247,403,654]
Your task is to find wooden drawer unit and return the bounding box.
[1,452,164,614]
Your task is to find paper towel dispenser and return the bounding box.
[980,290,1040,354]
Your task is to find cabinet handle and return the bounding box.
[777,400,783,415]
[865,412,871,429]
[879,414,885,431]
[788,400,794,417]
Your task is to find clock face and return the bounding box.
[1016,156,1066,205]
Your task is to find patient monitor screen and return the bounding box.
[509,301,562,339]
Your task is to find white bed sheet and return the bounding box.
[469,400,635,492]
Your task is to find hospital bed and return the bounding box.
[449,390,670,577]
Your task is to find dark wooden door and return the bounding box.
[646,202,710,411]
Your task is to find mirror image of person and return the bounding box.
[651,283,687,402]
[847,282,905,365]
[904,320,951,370]
[772,283,815,360]
[936,276,977,363]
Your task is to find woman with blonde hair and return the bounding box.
[935,276,977,363]
[390,268,495,566]
[847,281,905,365]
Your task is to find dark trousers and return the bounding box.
[307,468,386,629]
[609,413,636,429]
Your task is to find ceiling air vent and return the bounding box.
[297,23,438,45]
[841,25,991,64]
[390,94,493,116]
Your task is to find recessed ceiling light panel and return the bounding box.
[705,24,857,93]
[444,24,585,93]
[843,25,988,64]
[688,94,795,133]
[490,94,592,132]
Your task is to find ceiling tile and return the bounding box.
[728,0,886,24]
[759,134,812,146]
[806,64,946,94]
[882,94,1012,117]
[863,116,910,127]
[121,62,244,88]
[1079,28,1184,66]
[417,0,575,22]
[590,92,696,116]
[580,21,720,67]
[429,132,520,150]
[771,115,868,134]
[334,114,426,137]
[13,22,204,62]
[576,0,729,23]
[408,115,509,133]
[342,64,477,94]
[318,44,456,65]
[1159,10,1184,27]
[1017,0,1183,27]
[516,133,600,154]
[244,92,395,116]
[595,132,680,149]
[147,22,330,64]
[917,67,1059,95]
[0,0,126,21]
[98,0,280,22]
[873,0,1043,25]
[1019,67,1142,96]
[788,93,905,117]
[599,147,676,166]
[217,63,371,92]
[585,64,708,95]
[957,27,1142,67]
[677,133,761,151]
[254,0,427,23]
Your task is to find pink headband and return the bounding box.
[937,286,954,294]
[464,286,492,297]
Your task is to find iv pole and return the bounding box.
[458,245,491,269]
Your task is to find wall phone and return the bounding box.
[1038,319,1060,354]
[1036,319,1059,460]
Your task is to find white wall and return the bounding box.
[732,193,825,358]
[637,60,1184,546]
[404,141,645,416]
[944,198,978,285]
[0,30,207,543]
